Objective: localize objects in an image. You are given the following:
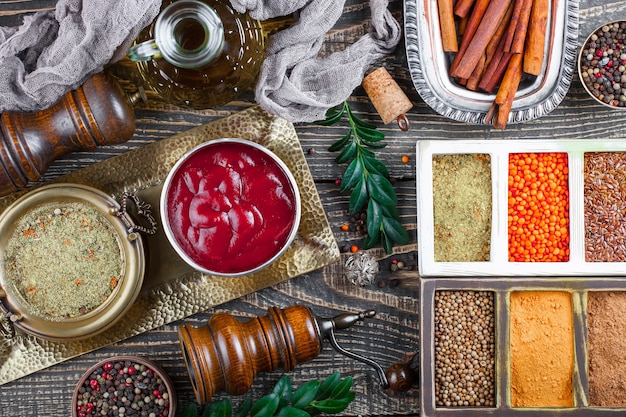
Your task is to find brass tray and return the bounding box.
[0,106,340,384]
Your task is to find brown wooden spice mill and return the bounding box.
[0,72,144,196]
[178,305,417,404]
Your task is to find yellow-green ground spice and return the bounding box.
[432,154,492,262]
[4,201,123,320]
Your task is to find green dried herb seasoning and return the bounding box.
[4,201,123,320]
[432,154,492,262]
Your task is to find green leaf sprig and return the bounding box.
[183,372,355,417]
[319,102,409,254]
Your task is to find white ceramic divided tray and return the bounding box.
[416,139,626,277]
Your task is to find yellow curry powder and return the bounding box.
[509,291,574,407]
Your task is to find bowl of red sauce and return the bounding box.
[160,138,300,276]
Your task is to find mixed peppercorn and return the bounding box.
[580,22,626,107]
[75,359,171,417]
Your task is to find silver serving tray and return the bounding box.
[404,0,579,125]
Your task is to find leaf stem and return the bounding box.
[320,102,409,253]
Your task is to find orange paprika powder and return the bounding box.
[507,152,570,262]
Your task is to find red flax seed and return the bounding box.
[508,153,570,262]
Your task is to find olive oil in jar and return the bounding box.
[130,0,265,109]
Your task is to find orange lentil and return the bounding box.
[350,245,359,253]
[340,224,349,231]
[401,155,410,164]
[508,153,570,262]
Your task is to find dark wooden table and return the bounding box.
[1,0,625,416]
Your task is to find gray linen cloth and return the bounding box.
[0,0,161,113]
[230,0,402,123]
[0,0,400,123]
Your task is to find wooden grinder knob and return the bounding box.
[178,305,323,404]
[0,72,142,196]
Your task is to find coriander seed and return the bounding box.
[434,290,495,408]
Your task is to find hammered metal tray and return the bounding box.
[0,106,340,384]
[404,0,579,125]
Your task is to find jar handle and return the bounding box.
[115,192,158,236]
[129,40,161,62]
[0,290,16,339]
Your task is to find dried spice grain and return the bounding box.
[587,291,626,406]
[4,201,123,320]
[508,153,570,262]
[510,291,574,407]
[580,22,626,107]
[432,154,492,262]
[75,358,171,417]
[434,291,495,407]
[584,152,626,262]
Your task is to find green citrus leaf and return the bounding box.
[311,395,355,413]
[329,377,353,399]
[328,131,352,152]
[346,105,376,129]
[380,202,399,218]
[361,139,387,149]
[316,373,341,401]
[335,141,357,164]
[205,399,232,417]
[317,105,345,126]
[349,177,368,214]
[272,375,293,407]
[366,200,382,242]
[366,174,397,206]
[234,399,252,417]
[362,155,390,177]
[363,233,380,249]
[292,380,320,409]
[355,125,385,142]
[276,406,311,417]
[360,147,375,157]
[382,216,411,245]
[250,393,280,417]
[340,159,363,192]
[381,232,393,254]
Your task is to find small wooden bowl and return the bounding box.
[72,355,177,417]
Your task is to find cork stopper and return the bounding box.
[362,67,413,131]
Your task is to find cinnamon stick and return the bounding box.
[493,53,524,129]
[523,0,548,75]
[484,2,515,67]
[450,0,513,79]
[466,52,487,90]
[511,0,533,53]
[438,0,459,52]
[503,0,524,52]
[449,0,490,75]
[481,52,513,93]
[454,0,475,18]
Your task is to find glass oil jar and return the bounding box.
[129,0,265,109]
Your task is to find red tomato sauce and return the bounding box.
[165,141,298,274]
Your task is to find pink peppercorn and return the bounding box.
[89,378,99,391]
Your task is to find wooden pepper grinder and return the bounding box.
[178,305,416,404]
[0,72,145,197]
